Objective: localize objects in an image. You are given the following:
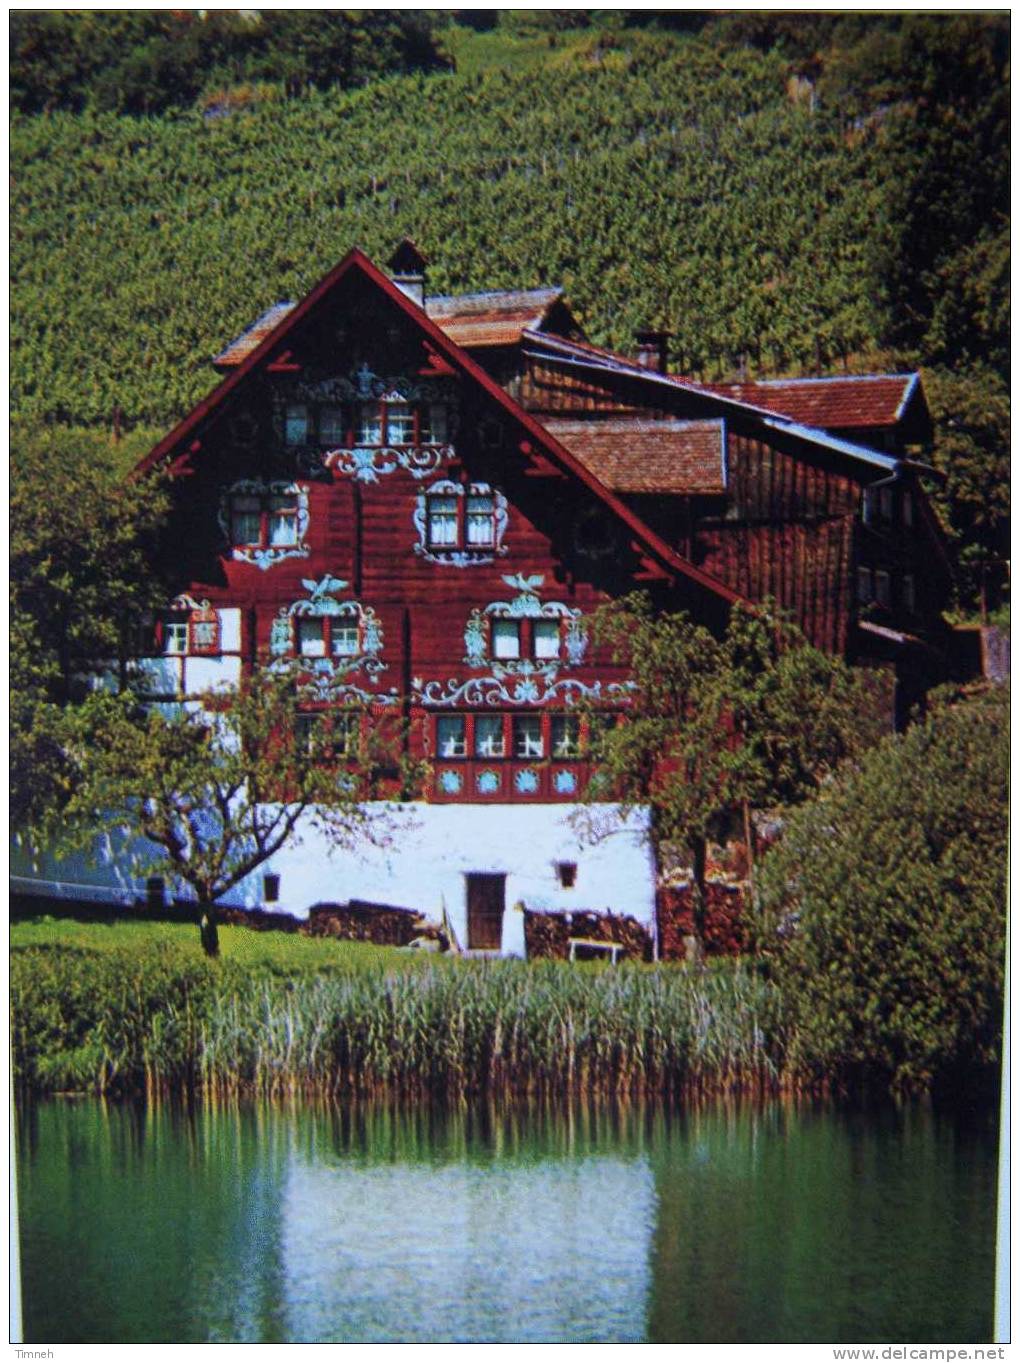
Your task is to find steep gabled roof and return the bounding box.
[213,284,575,367]
[697,373,923,432]
[543,418,726,495]
[138,248,743,608]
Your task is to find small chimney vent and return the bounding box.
[634,328,672,374]
[387,237,428,307]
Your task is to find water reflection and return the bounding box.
[16,1097,996,1344]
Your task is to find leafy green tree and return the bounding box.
[582,596,878,941]
[756,684,1008,1094]
[10,427,171,828]
[924,365,1011,620]
[48,675,412,957]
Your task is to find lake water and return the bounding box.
[15,1097,997,1344]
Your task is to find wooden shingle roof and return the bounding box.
[697,374,920,431]
[213,286,570,367]
[542,418,726,495]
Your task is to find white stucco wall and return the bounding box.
[11,802,656,956]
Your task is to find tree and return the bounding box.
[924,365,1010,620]
[755,684,1007,1094]
[10,427,171,829]
[47,673,416,957]
[580,596,880,942]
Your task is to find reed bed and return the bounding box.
[11,935,789,1102]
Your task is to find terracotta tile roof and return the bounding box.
[213,286,567,366]
[695,375,919,430]
[542,417,726,495]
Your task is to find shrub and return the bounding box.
[756,686,1008,1094]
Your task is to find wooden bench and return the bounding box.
[568,937,623,964]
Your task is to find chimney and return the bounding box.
[387,237,428,307]
[634,328,672,374]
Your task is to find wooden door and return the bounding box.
[466,873,506,951]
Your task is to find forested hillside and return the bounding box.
[10,12,1009,611]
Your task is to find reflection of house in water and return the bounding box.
[13,240,954,953]
[280,1143,654,1342]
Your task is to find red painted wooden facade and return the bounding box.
[138,245,953,796]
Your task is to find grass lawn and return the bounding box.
[10,914,424,975]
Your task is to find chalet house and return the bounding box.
[13,242,952,954]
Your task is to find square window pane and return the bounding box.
[437,716,466,758]
[513,715,544,758]
[297,618,325,657]
[475,715,505,757]
[386,403,415,444]
[285,405,309,445]
[492,620,520,659]
[356,405,383,444]
[332,624,359,657]
[533,620,560,659]
[551,715,579,757]
[319,406,345,445]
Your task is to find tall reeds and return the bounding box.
[12,942,787,1102]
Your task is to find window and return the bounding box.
[331,623,359,657]
[386,402,416,444]
[533,620,561,661]
[879,487,894,524]
[902,573,916,613]
[437,715,467,758]
[263,874,280,904]
[902,490,914,528]
[319,406,346,446]
[231,495,262,546]
[492,620,521,660]
[296,616,360,659]
[857,566,873,604]
[475,715,505,758]
[355,403,384,445]
[556,861,578,889]
[418,483,505,561]
[465,493,496,547]
[296,711,359,758]
[875,569,891,609]
[353,398,446,446]
[163,619,190,655]
[427,495,459,547]
[230,490,299,551]
[420,404,448,444]
[513,715,544,759]
[551,715,580,758]
[285,404,309,445]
